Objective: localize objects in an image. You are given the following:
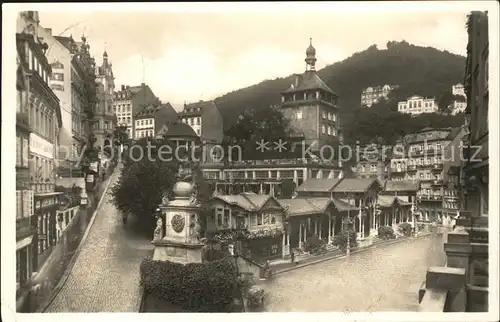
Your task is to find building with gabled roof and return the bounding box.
[133,103,178,140]
[113,83,160,139]
[207,192,286,261]
[179,100,224,163]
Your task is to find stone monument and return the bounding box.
[152,166,205,264]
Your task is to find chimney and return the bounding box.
[126,85,130,89]
[121,85,125,91]
[294,74,302,88]
[141,82,145,87]
[46,28,52,35]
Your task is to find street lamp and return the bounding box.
[345,192,352,256]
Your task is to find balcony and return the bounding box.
[432,163,444,170]
[391,167,406,173]
[432,179,443,186]
[419,194,442,201]
[31,182,55,194]
[407,165,417,171]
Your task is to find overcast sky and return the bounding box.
[31,3,478,109]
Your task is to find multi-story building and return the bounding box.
[280,39,343,150]
[36,28,87,166]
[389,127,463,221]
[448,100,467,115]
[418,12,489,312]
[113,83,159,139]
[179,100,224,162]
[452,83,466,97]
[16,41,35,309]
[134,103,178,139]
[360,84,398,107]
[397,95,439,115]
[93,51,116,150]
[17,11,64,279]
[462,11,489,219]
[352,144,391,181]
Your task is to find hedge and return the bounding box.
[378,226,396,240]
[140,257,238,312]
[398,222,412,236]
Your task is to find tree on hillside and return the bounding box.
[437,91,466,111]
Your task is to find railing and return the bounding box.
[391,167,406,173]
[407,165,417,171]
[432,179,444,186]
[432,163,444,170]
[204,158,338,167]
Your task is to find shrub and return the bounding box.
[304,235,327,255]
[140,257,238,312]
[398,222,412,236]
[378,226,396,240]
[332,230,358,252]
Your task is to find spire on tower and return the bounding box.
[305,38,317,71]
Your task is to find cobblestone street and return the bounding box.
[45,166,153,312]
[263,233,447,312]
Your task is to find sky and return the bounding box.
[30,2,476,110]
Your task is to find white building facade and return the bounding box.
[361,84,398,107]
[452,83,466,97]
[397,95,439,115]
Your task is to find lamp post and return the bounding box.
[346,193,351,256]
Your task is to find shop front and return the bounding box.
[33,192,63,270]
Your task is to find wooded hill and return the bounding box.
[214,41,466,145]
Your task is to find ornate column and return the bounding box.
[328,213,332,244]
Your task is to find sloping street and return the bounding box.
[45,165,153,312]
[263,233,446,312]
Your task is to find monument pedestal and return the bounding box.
[152,240,204,264]
[152,181,205,265]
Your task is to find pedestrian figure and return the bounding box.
[290,248,295,263]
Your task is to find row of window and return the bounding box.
[393,157,443,167]
[321,110,337,122]
[181,117,201,126]
[118,117,132,125]
[216,169,300,181]
[410,143,444,152]
[16,135,29,168]
[72,119,84,137]
[27,46,50,85]
[31,155,55,188]
[136,130,154,139]
[92,121,111,131]
[417,189,442,197]
[37,212,55,255]
[443,202,459,210]
[115,104,132,113]
[16,190,34,219]
[136,118,154,126]
[396,173,441,181]
[400,100,436,109]
[321,124,337,136]
[29,102,56,142]
[213,208,277,228]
